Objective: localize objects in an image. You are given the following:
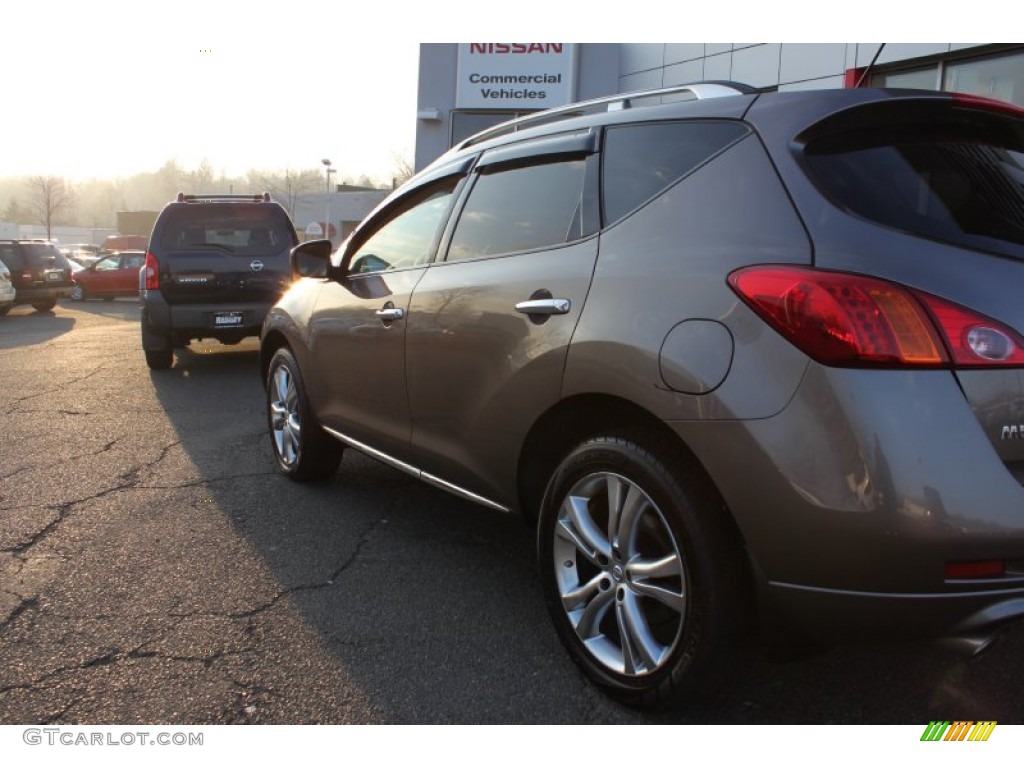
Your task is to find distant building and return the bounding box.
[415,43,1024,170]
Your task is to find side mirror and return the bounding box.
[290,239,333,279]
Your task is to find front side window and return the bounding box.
[95,256,120,271]
[347,178,460,274]
[446,158,586,262]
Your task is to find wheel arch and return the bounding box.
[516,393,744,547]
[260,329,290,388]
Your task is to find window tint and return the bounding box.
[158,204,295,256]
[805,117,1024,253]
[601,121,749,224]
[348,177,459,274]
[446,158,586,261]
[0,244,20,269]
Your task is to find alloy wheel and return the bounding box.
[269,364,302,467]
[552,471,686,677]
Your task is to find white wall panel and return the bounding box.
[665,44,705,64]
[619,44,664,74]
[732,44,781,88]
[780,44,847,83]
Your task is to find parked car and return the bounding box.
[63,243,101,267]
[260,83,1024,707]
[140,193,297,369]
[70,250,146,301]
[0,259,15,313]
[0,240,74,312]
[100,234,148,256]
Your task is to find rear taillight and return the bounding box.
[728,266,1024,369]
[144,251,159,290]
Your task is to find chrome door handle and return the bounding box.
[515,298,571,315]
[375,307,405,321]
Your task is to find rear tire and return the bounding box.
[145,347,173,370]
[266,347,343,481]
[538,435,751,708]
[32,298,57,312]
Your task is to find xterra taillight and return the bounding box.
[728,266,1024,368]
[144,251,159,290]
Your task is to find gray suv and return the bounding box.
[260,82,1024,707]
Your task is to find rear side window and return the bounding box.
[601,121,750,225]
[0,244,22,270]
[804,113,1024,255]
[446,158,587,261]
[158,205,296,256]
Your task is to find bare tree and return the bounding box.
[28,176,74,239]
[391,153,415,188]
[251,168,321,219]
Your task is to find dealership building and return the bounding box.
[415,43,1024,170]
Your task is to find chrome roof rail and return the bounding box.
[459,81,757,149]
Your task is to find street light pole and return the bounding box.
[321,158,335,246]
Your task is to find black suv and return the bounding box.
[0,240,74,313]
[141,193,298,369]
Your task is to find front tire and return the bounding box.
[538,435,751,708]
[266,347,343,481]
[70,284,86,301]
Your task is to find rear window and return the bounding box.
[804,110,1024,257]
[158,204,296,256]
[22,244,69,268]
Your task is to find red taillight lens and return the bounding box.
[728,267,946,367]
[952,92,1024,119]
[912,291,1024,367]
[144,251,159,290]
[728,266,1024,369]
[945,560,1005,580]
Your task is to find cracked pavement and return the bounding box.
[3,301,1024,726]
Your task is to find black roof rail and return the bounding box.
[458,81,758,150]
[175,192,272,203]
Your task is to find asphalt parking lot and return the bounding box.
[2,299,1024,725]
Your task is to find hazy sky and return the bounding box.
[2,2,970,185]
[4,1,421,183]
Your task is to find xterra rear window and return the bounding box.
[158,205,295,256]
[804,110,1024,256]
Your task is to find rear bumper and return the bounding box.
[140,290,272,347]
[763,580,1024,644]
[14,285,73,302]
[675,362,1024,643]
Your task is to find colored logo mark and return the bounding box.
[920,721,996,742]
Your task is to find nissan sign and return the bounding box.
[456,43,576,110]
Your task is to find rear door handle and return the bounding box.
[515,298,571,315]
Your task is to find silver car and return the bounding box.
[0,259,14,312]
[261,83,1024,707]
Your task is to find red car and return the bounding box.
[70,250,146,301]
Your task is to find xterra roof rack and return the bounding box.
[175,192,272,203]
[458,80,758,150]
